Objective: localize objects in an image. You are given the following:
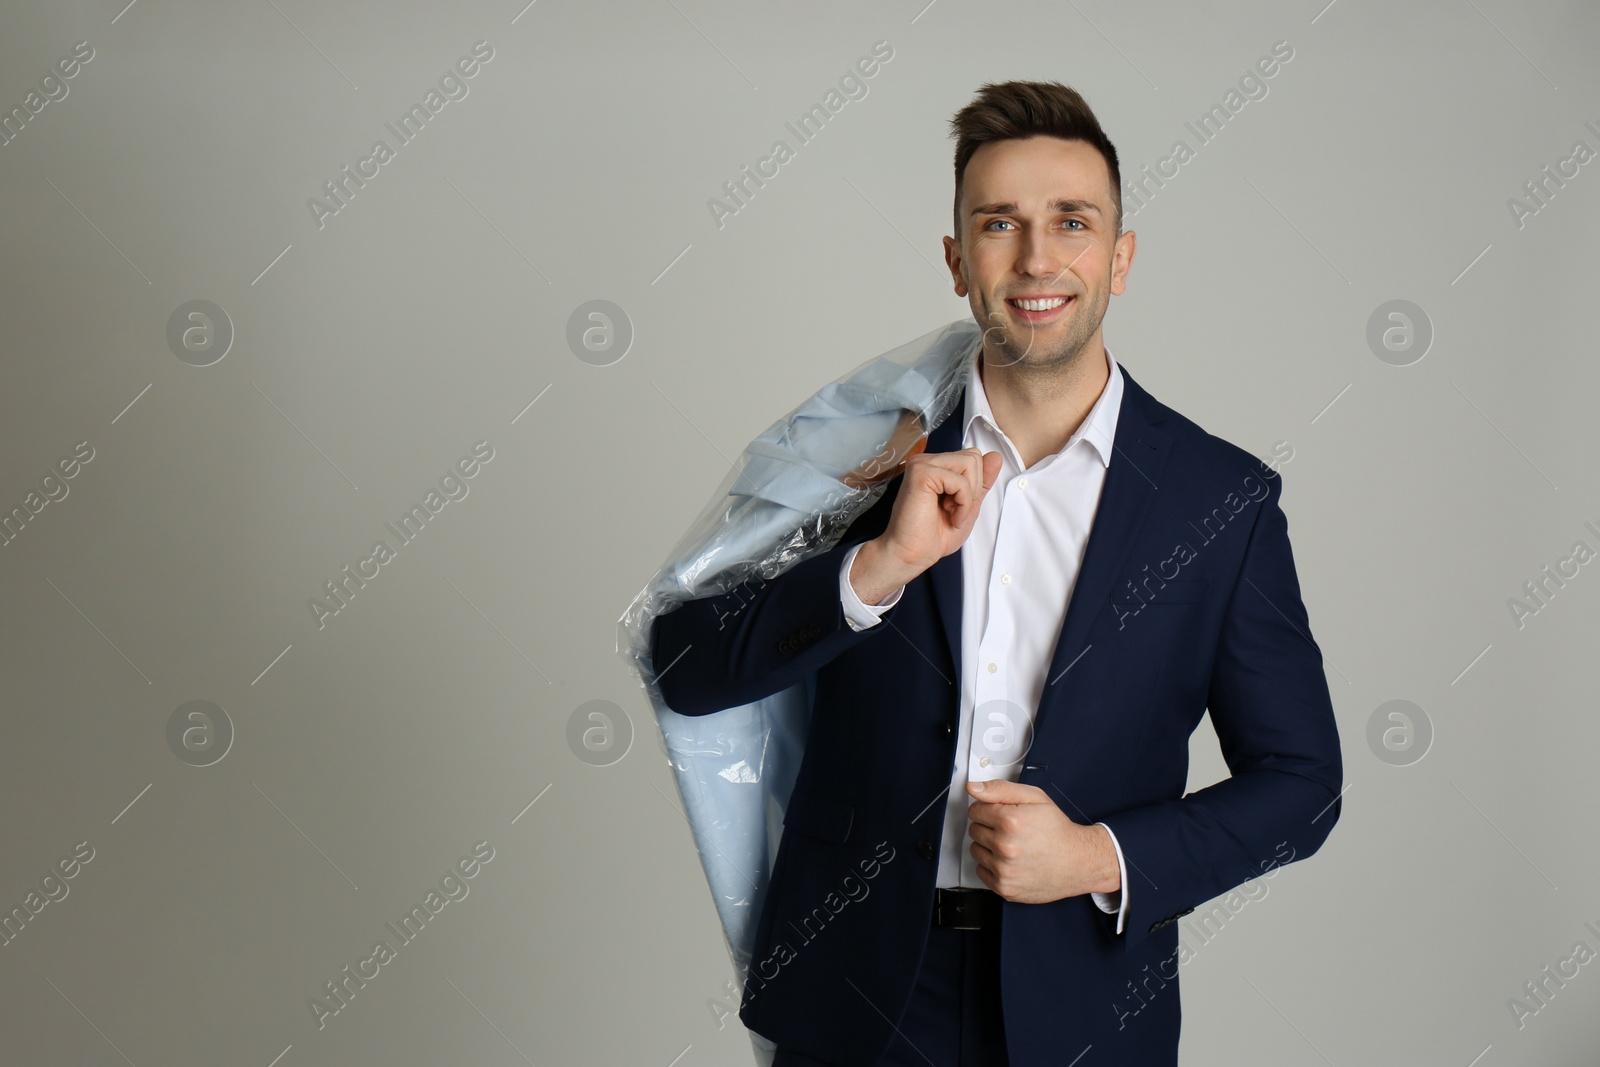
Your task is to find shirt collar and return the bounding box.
[962,342,1123,468]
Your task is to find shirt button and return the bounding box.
[987,662,998,673]
[1000,573,1011,584]
[979,756,991,768]
[1017,478,1028,489]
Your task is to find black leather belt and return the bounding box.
[932,886,1002,930]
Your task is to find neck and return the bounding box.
[978,338,1110,469]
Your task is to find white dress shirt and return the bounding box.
[837,341,1132,934]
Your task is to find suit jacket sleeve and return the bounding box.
[1097,469,1343,952]
[650,476,903,717]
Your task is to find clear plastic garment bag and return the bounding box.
[617,317,982,1064]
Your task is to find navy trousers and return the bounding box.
[772,921,1009,1067]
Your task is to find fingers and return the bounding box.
[917,451,976,502]
[953,448,1000,525]
[910,447,1001,531]
[921,448,992,493]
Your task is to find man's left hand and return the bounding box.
[965,779,1121,903]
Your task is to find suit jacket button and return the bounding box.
[917,839,934,860]
[939,721,954,739]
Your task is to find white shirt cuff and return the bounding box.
[1090,821,1130,935]
[840,542,904,631]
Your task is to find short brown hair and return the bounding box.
[948,81,1122,243]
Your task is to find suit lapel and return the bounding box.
[921,367,1174,731]
[1045,369,1172,702]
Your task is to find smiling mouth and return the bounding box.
[1004,295,1072,320]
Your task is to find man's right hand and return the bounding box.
[848,447,1003,604]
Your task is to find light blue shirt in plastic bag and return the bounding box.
[617,317,983,1062]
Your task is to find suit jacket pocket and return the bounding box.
[782,786,855,844]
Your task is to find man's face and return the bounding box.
[943,135,1135,372]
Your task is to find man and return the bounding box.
[650,80,1342,1066]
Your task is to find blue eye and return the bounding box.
[979,217,1094,231]
[983,218,1086,231]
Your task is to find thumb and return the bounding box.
[981,451,1002,490]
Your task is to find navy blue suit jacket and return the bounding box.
[651,364,1343,1066]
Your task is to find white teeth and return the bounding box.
[1011,297,1067,311]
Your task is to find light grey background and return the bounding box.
[2,0,1597,1063]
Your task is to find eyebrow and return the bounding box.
[970,198,1104,219]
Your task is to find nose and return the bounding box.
[1016,228,1059,278]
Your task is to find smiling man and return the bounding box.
[651,80,1343,1067]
